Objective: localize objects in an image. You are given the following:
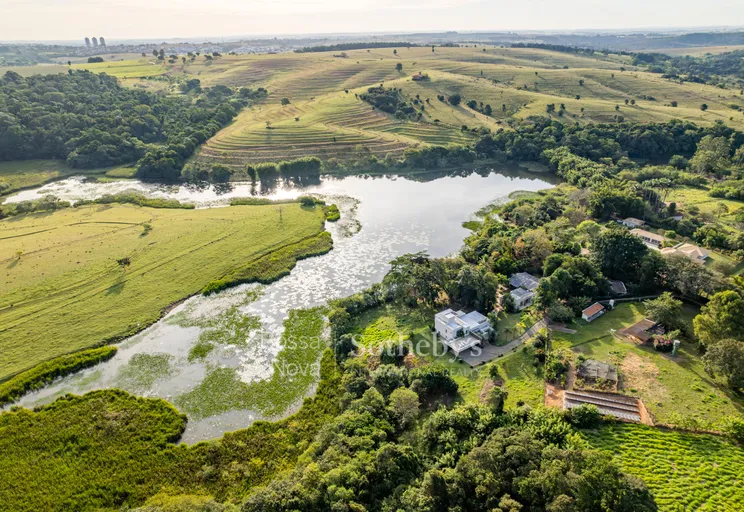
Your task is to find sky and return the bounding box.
[2,0,744,42]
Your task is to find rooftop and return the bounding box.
[435,308,490,331]
[623,217,645,225]
[582,302,605,317]
[609,280,627,295]
[511,288,535,300]
[661,243,710,260]
[630,229,666,243]
[441,334,482,354]
[577,359,618,382]
[509,272,539,291]
[618,318,660,343]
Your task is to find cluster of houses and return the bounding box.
[431,214,710,359]
[621,217,710,264]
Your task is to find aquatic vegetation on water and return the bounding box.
[169,288,265,362]
[187,340,215,362]
[176,307,328,419]
[116,353,174,393]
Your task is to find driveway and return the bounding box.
[459,316,549,367]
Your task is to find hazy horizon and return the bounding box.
[3,0,744,43]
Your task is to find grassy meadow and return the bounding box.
[0,202,329,380]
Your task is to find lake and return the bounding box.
[5,166,556,443]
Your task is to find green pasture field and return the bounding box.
[0,202,329,380]
[585,423,744,511]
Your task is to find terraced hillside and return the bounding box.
[7,45,743,168]
[187,46,744,168]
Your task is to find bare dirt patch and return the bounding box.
[620,352,669,404]
[544,382,564,409]
[479,379,496,403]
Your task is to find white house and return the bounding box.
[630,228,666,248]
[582,302,606,322]
[661,243,710,263]
[434,309,493,356]
[621,217,645,228]
[510,288,535,311]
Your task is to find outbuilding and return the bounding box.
[581,302,605,322]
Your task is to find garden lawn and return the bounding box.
[0,202,329,380]
[584,423,744,512]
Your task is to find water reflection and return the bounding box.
[4,164,557,207]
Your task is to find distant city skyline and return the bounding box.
[2,0,744,42]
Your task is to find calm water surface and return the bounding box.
[7,167,555,443]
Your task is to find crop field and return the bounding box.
[649,44,744,56]
[585,423,744,511]
[0,202,328,380]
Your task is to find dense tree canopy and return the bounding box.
[0,70,264,180]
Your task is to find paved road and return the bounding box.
[460,316,549,367]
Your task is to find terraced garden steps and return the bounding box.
[565,390,643,423]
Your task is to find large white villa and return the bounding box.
[434,309,493,357]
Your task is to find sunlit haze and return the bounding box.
[3,0,744,41]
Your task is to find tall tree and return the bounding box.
[592,226,648,281]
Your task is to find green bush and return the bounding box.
[326,204,340,222]
[0,347,117,406]
[299,196,317,207]
[568,403,602,428]
[722,416,744,444]
[409,364,458,397]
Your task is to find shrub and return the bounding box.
[547,301,574,323]
[545,348,572,384]
[485,386,508,414]
[380,341,409,365]
[568,403,602,427]
[409,365,458,397]
[299,196,317,207]
[721,416,744,444]
[326,204,340,222]
[653,335,675,352]
[372,364,407,396]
